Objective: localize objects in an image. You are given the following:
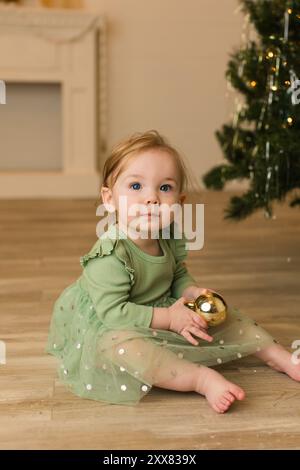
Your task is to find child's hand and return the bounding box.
[167,297,214,346]
[189,286,219,299]
[182,286,219,302]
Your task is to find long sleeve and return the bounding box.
[170,233,197,299]
[82,253,153,329]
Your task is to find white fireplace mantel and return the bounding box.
[0,5,106,198]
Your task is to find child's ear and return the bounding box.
[101,186,116,213]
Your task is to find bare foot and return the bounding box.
[255,343,300,382]
[195,365,246,414]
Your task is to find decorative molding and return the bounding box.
[0,5,105,43]
[0,5,107,198]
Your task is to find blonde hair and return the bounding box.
[100,129,200,201]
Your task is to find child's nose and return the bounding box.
[145,195,159,205]
[146,199,158,205]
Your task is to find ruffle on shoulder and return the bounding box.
[79,237,116,268]
[79,224,136,286]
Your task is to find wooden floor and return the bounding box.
[0,192,300,450]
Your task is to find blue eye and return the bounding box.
[129,182,173,191]
[160,184,172,192]
[130,182,141,190]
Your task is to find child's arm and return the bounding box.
[171,259,197,299]
[169,230,198,300]
[150,307,171,330]
[82,254,154,329]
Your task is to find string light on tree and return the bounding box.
[202,0,300,220]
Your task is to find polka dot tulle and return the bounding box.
[45,280,276,406]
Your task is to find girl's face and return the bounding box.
[101,148,186,237]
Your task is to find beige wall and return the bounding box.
[25,0,245,191]
[85,0,245,190]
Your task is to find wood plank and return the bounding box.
[0,192,299,449]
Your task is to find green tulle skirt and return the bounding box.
[45,280,277,406]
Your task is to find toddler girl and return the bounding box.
[46,130,300,413]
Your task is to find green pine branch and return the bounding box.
[202,0,300,220]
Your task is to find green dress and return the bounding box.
[45,221,276,406]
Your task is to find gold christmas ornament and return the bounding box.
[184,291,227,327]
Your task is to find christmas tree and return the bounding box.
[203,0,300,220]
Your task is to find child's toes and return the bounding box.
[224,391,235,403]
[212,403,223,414]
[217,400,229,412]
[228,383,245,401]
[220,397,231,407]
